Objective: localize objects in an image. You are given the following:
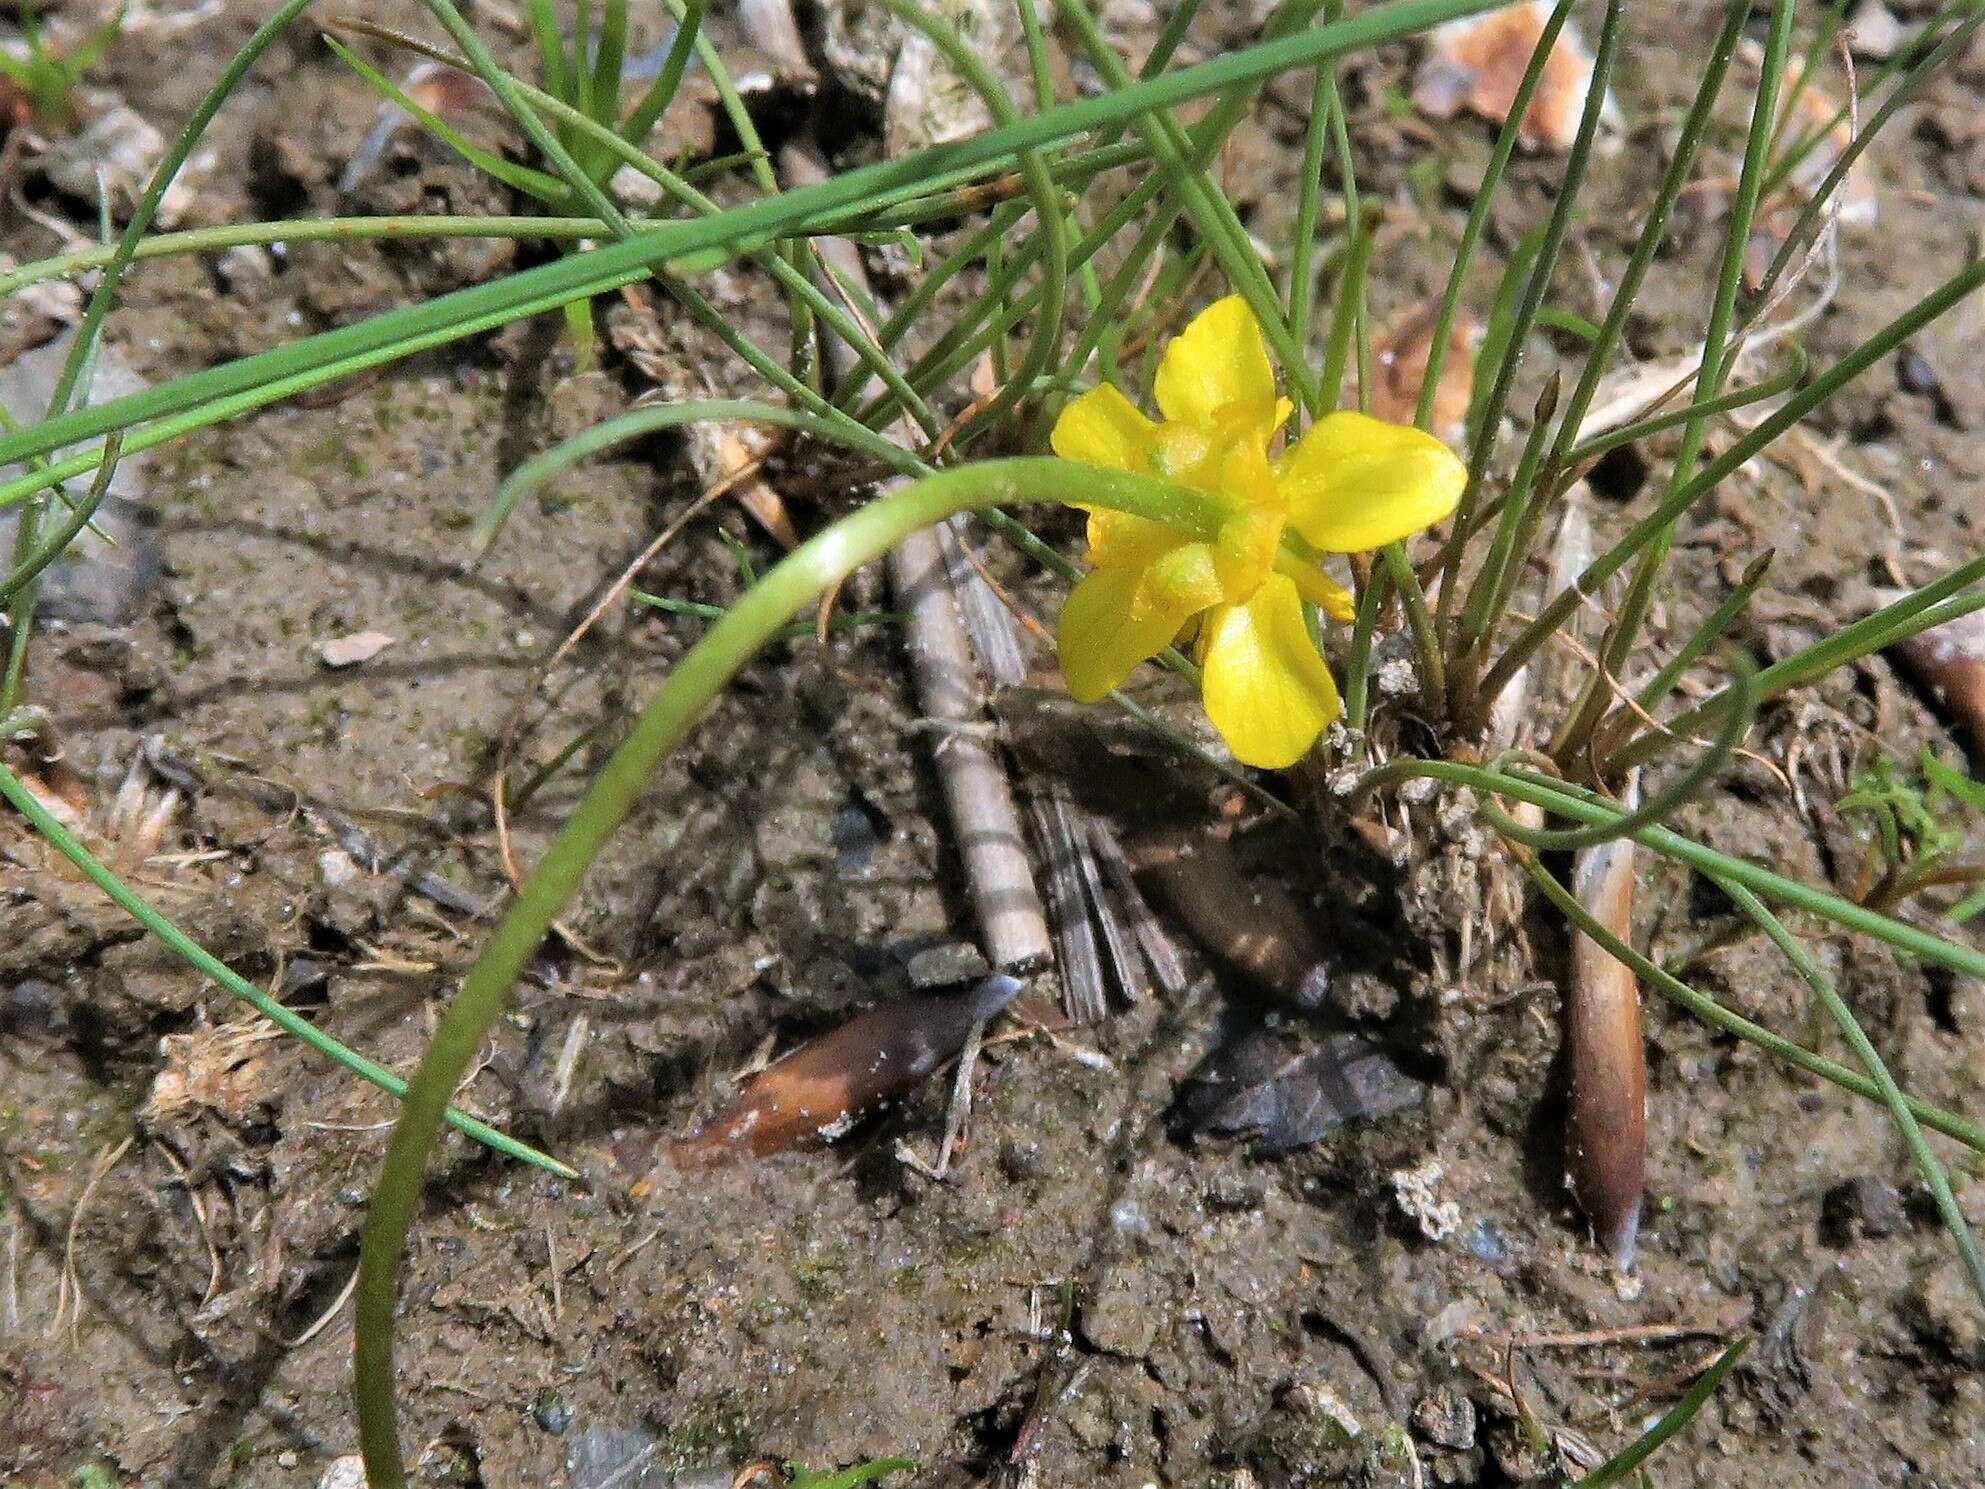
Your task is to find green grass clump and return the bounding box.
[0,2,125,129]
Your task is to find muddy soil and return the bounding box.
[3,3,1983,1487]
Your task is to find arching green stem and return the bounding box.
[352,459,1226,1488]
[1476,658,1756,852]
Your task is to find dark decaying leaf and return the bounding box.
[1181,1026,1426,1156]
[1126,823,1334,1012]
[669,975,1021,1167]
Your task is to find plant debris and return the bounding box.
[669,975,1023,1166]
[142,1019,282,1128]
[1890,606,1985,744]
[1180,1025,1425,1156]
[1566,819,1646,1270]
[318,630,397,668]
[1360,297,1480,444]
[1413,1,1619,153]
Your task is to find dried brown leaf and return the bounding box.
[1414,1,1618,153]
[669,976,1021,1167]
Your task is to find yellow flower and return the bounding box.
[1049,294,1467,769]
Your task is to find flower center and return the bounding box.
[1146,423,1215,486]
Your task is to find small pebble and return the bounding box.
[1465,1218,1508,1264]
[217,244,276,292]
[533,1387,574,1435]
[905,942,991,989]
[0,333,160,626]
[1898,345,1942,397]
[1411,1387,1478,1450]
[319,631,396,668]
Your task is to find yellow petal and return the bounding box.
[1275,410,1467,552]
[1086,510,1184,569]
[1212,505,1282,601]
[1052,382,1156,469]
[1146,420,1218,487]
[1137,540,1225,618]
[1198,574,1343,769]
[1154,294,1277,428]
[1057,564,1195,703]
[1275,557,1357,622]
[1214,432,1280,508]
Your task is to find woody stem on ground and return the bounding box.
[779,136,1056,972]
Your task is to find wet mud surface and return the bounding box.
[2,4,1983,1486]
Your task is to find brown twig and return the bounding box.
[55,1135,133,1345]
[775,139,1054,974]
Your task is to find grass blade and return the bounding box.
[0,0,1510,486]
[0,758,574,1178]
[1567,1337,1749,1488]
[1720,882,1985,1307]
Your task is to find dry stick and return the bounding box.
[5,1212,19,1332]
[932,535,1195,1010]
[895,519,1054,971]
[55,1135,133,1345]
[753,2,1169,1016]
[776,142,1052,975]
[1461,1321,1727,1350]
[938,518,1175,1017]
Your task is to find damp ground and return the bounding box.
[2,5,1983,1487]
